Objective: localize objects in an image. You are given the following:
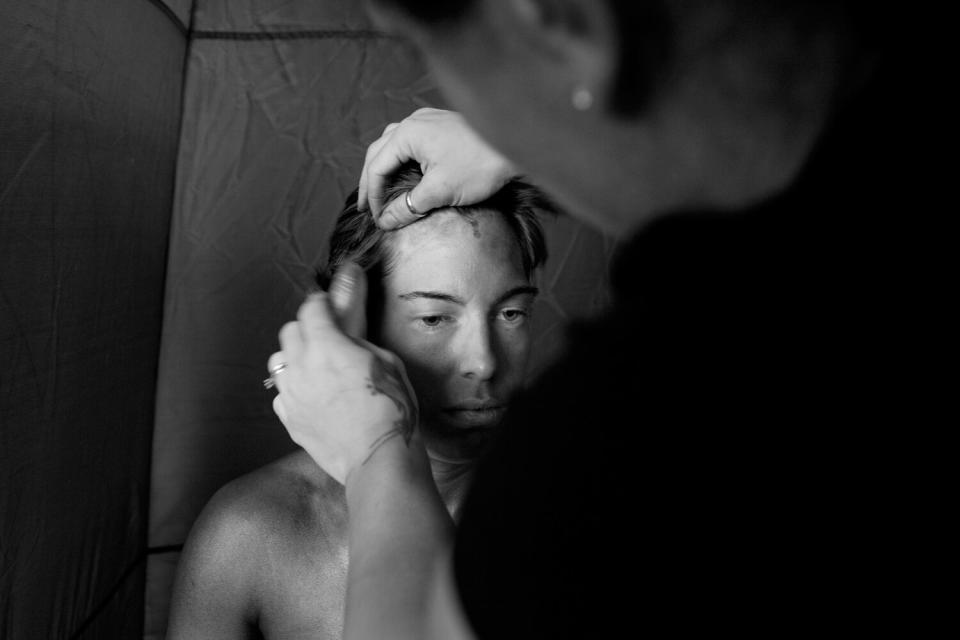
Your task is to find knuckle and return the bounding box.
[279,321,298,341]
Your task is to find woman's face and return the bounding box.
[377,209,537,460]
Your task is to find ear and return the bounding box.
[502,0,618,104]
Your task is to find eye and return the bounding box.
[418,315,448,328]
[500,308,528,323]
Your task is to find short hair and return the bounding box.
[320,163,555,337]
[368,0,880,117]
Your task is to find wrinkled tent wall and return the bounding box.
[146,0,615,635]
[0,0,615,636]
[144,2,446,634]
[0,1,188,638]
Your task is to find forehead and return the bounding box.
[384,208,528,292]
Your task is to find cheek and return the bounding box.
[394,340,446,379]
[496,327,532,379]
[432,64,513,163]
[378,322,452,391]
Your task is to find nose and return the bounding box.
[457,319,497,381]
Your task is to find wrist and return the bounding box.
[345,430,432,504]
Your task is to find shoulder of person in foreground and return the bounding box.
[166,450,347,640]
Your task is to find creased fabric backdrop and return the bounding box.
[146,2,616,636]
[0,0,616,637]
[0,0,187,637]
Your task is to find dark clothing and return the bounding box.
[454,53,926,635]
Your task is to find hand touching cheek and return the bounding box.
[268,272,419,485]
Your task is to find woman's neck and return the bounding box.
[427,450,477,523]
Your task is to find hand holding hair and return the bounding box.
[358,108,517,229]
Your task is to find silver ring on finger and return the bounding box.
[405,191,427,218]
[263,362,287,389]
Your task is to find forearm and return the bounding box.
[343,434,454,640]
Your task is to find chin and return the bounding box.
[423,416,502,462]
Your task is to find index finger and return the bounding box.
[365,131,419,219]
[358,122,400,212]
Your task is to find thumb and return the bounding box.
[328,261,368,339]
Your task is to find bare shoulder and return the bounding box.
[168,451,348,639]
[224,450,345,525]
[186,450,348,566]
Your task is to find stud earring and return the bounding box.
[571,87,594,111]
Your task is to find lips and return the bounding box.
[441,403,506,428]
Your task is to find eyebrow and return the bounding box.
[398,285,540,306]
